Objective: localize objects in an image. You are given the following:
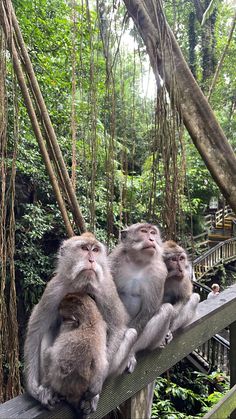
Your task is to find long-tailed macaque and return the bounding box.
[162,240,200,332]
[24,233,137,411]
[109,223,173,372]
[43,292,108,414]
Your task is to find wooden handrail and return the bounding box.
[203,384,236,419]
[1,285,236,418]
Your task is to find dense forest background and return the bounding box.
[0,0,235,414]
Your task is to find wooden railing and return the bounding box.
[193,237,236,280]
[1,285,236,419]
[203,383,236,418]
[215,205,234,227]
[193,280,232,375]
[196,333,230,375]
[188,206,235,254]
[192,282,230,374]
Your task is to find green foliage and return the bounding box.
[152,363,229,418]
[15,203,64,310]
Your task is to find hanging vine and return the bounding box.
[0,28,21,402]
[97,0,116,243]
[145,0,186,240]
[70,0,78,190]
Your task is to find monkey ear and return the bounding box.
[121,230,128,241]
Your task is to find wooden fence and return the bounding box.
[1,284,236,418]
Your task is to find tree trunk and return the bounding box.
[123,0,236,213]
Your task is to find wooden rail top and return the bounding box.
[1,284,236,419]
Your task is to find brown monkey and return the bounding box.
[162,240,200,332]
[43,292,108,414]
[109,223,173,372]
[24,233,137,412]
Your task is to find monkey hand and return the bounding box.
[126,354,137,374]
[192,292,200,305]
[37,384,60,409]
[80,393,100,415]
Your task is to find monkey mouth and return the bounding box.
[170,271,183,279]
[142,245,156,250]
[83,268,96,274]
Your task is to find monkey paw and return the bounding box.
[192,293,200,305]
[159,330,173,348]
[126,354,137,374]
[80,393,100,415]
[37,385,60,409]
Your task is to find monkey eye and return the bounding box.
[140,228,148,233]
[150,230,157,235]
[92,247,99,253]
[179,255,185,261]
[81,244,89,251]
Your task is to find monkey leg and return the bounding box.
[80,361,108,416]
[171,293,200,332]
[126,304,174,373]
[134,303,174,352]
[108,328,137,375]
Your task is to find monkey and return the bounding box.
[162,240,200,332]
[24,232,137,412]
[42,292,108,414]
[109,223,174,373]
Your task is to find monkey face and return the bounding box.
[121,223,162,259]
[165,252,187,279]
[57,234,108,283]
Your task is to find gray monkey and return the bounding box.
[162,240,200,332]
[24,232,137,411]
[109,223,173,372]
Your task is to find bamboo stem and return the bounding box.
[9,1,86,233]
[0,2,74,237]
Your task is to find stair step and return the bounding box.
[208,234,231,241]
[209,230,231,236]
[215,223,232,228]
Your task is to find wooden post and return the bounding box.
[119,382,155,419]
[230,321,236,419]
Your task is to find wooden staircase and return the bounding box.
[208,207,236,246]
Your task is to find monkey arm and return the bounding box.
[107,328,137,375]
[131,303,174,352]
[24,278,64,403]
[170,293,200,332]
